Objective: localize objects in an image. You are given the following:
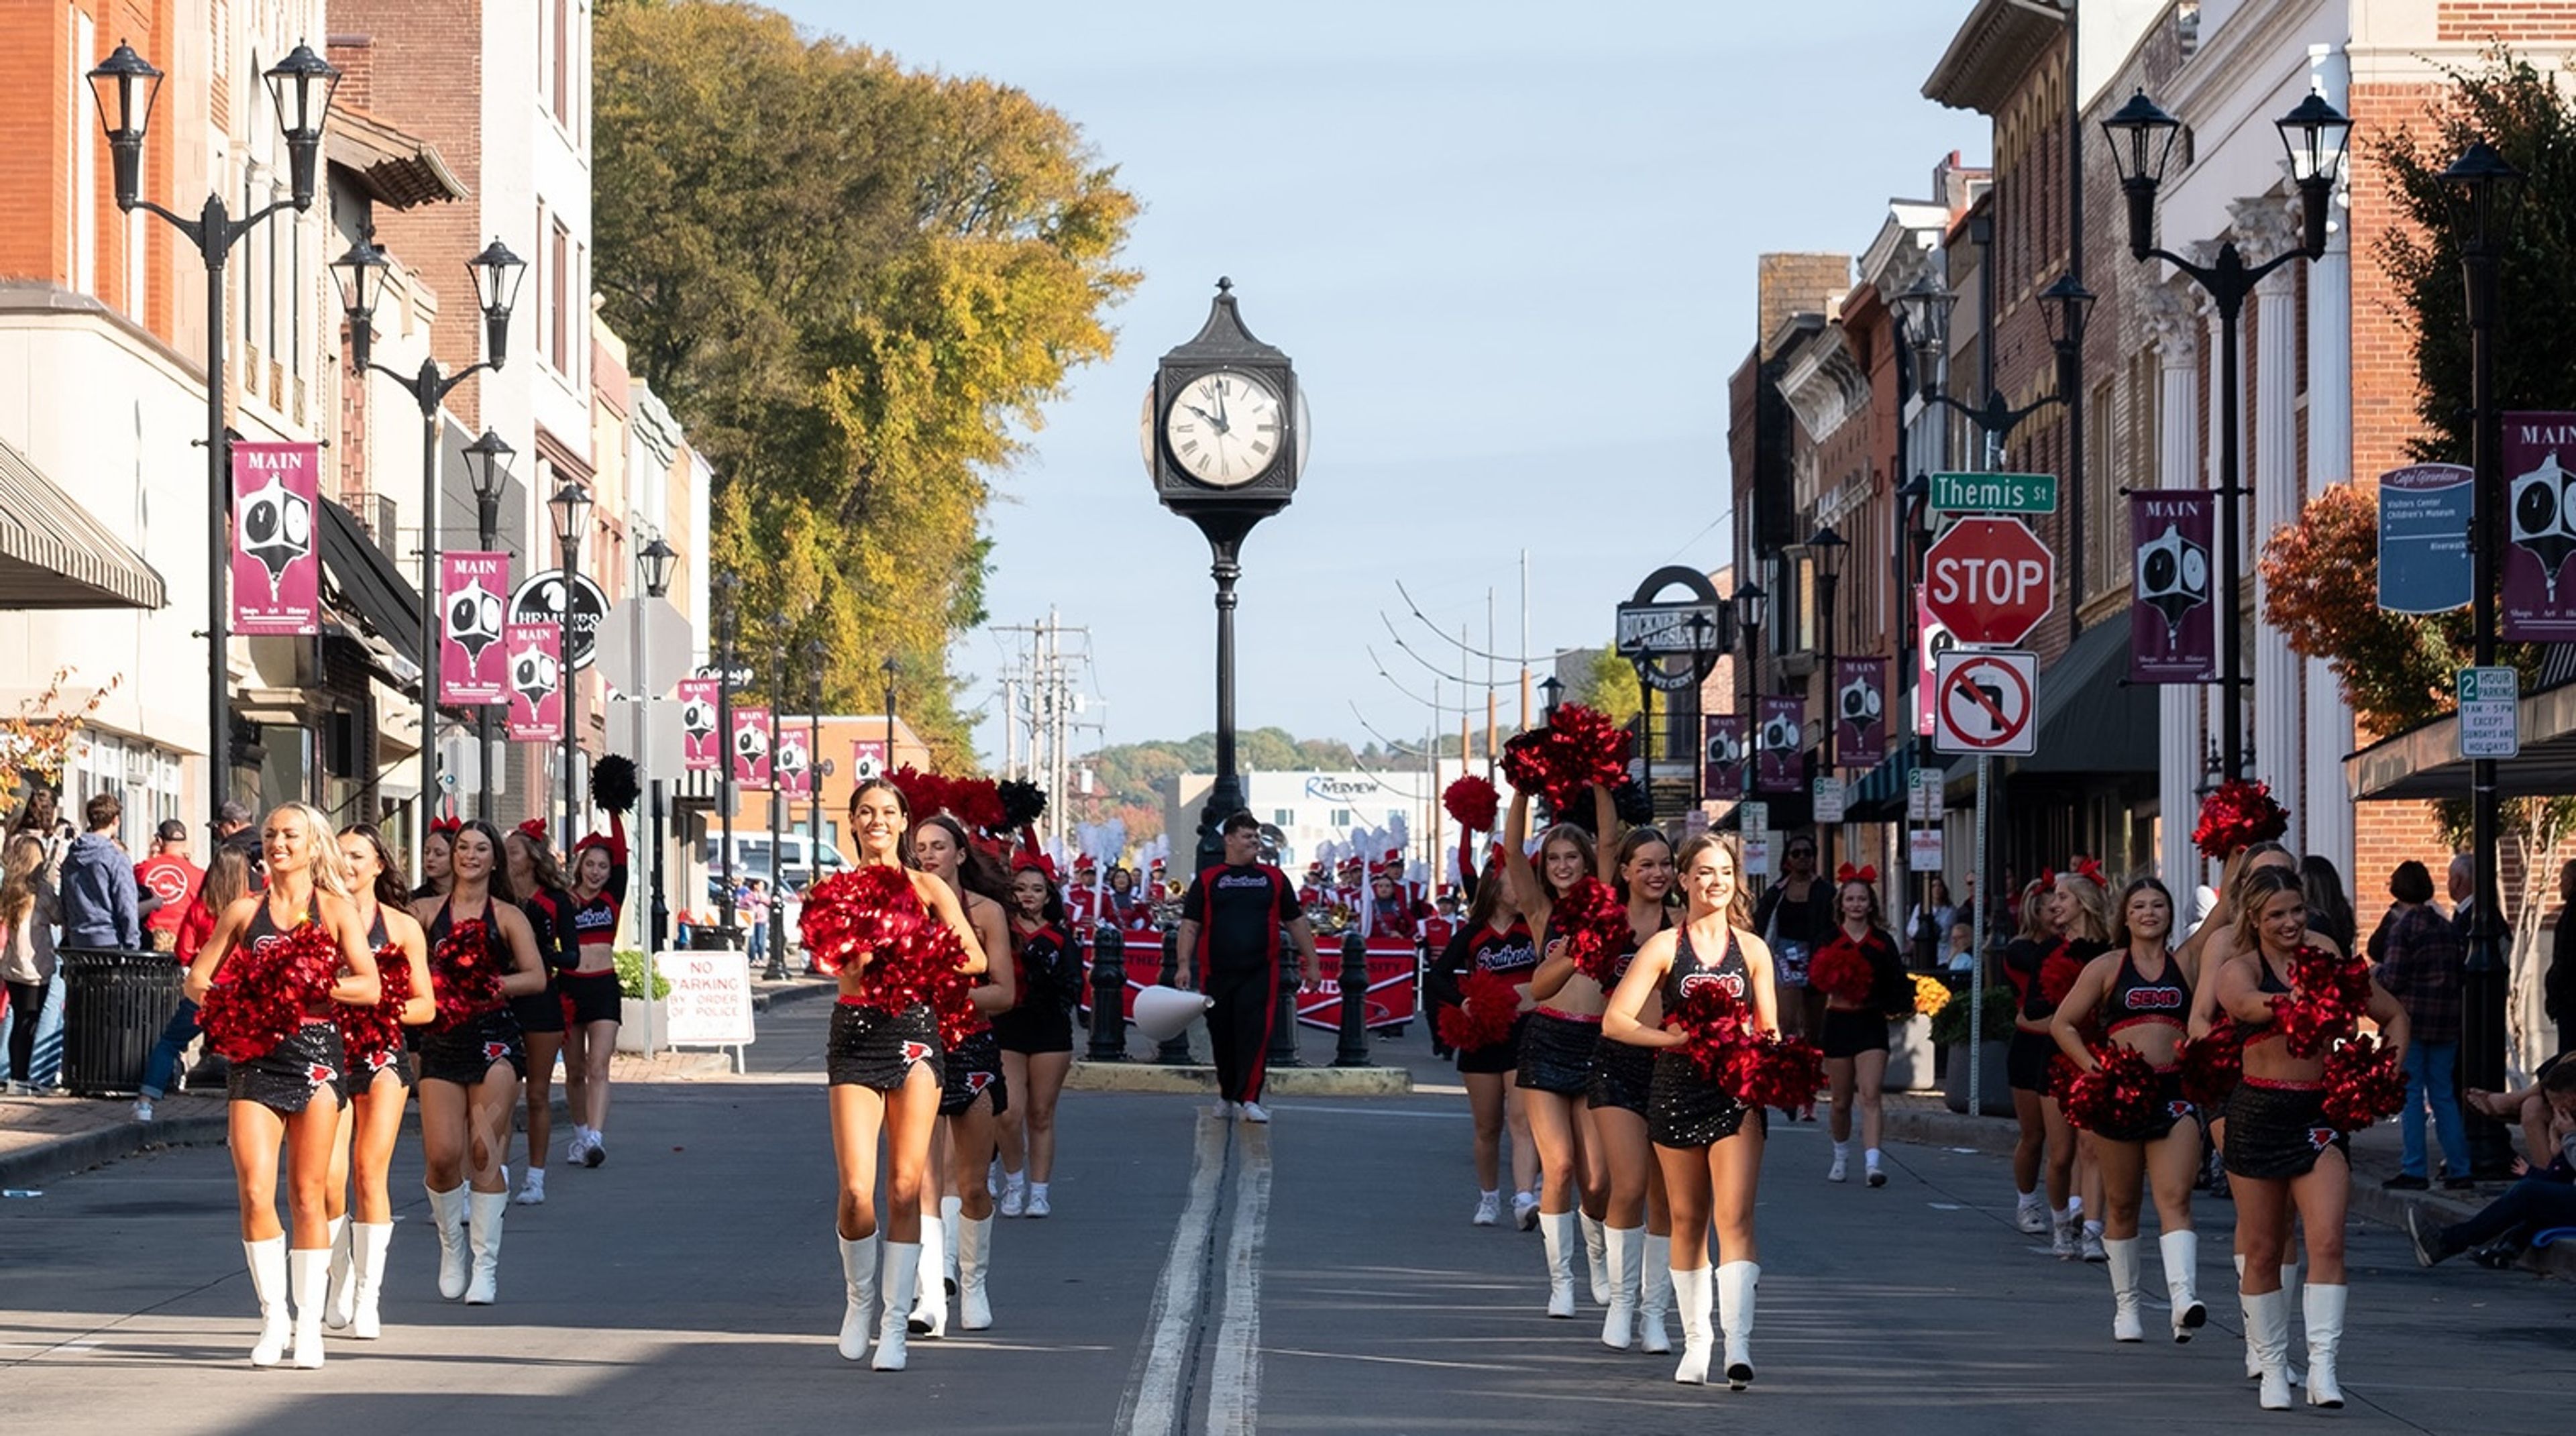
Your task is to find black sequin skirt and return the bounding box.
[1648,1050,1761,1148]
[225,1021,348,1114]
[939,1027,1010,1117]
[1515,1011,1599,1096]
[1587,1036,1654,1115]
[2224,1081,2346,1181]
[827,1001,943,1091]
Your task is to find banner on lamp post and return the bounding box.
[1755,696,1803,794]
[851,739,888,782]
[1833,657,1887,768]
[775,720,814,798]
[1701,715,1744,802]
[503,622,562,741]
[2127,492,2217,683]
[438,551,511,703]
[678,678,721,772]
[731,707,772,789]
[230,442,321,636]
[2502,412,2576,641]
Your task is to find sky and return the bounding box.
[773,0,1990,762]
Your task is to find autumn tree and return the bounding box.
[593,0,1140,765]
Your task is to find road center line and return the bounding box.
[1115,1108,1226,1436]
[1208,1123,1271,1436]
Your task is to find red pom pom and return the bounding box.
[949,777,1008,836]
[1665,979,1754,1080]
[1502,704,1633,814]
[199,921,341,1062]
[335,945,415,1070]
[1442,775,1500,834]
[2038,950,2086,1009]
[2178,1021,2246,1109]
[2063,1044,2160,1133]
[2192,778,2290,861]
[802,866,971,1011]
[2268,944,2371,1058]
[2045,1050,2084,1100]
[1436,969,1522,1051]
[1808,939,1876,1005]
[1737,1035,1827,1112]
[1552,877,1632,987]
[885,766,951,828]
[429,918,506,1031]
[2322,1034,2406,1132]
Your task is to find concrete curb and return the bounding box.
[751,979,837,1014]
[1065,1060,1411,1097]
[0,1111,234,1191]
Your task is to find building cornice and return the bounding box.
[1924,0,2066,115]
[1776,328,1871,445]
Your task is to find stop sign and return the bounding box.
[1923,517,2055,646]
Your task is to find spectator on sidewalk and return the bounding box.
[2550,861,2576,1058]
[58,792,142,950]
[2409,1061,2576,1268]
[132,848,254,1120]
[134,819,201,954]
[2375,860,2474,1191]
[213,799,262,888]
[9,786,74,879]
[743,879,771,965]
[1,833,62,1095]
[2447,853,2486,942]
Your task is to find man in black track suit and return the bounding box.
[1177,810,1320,1124]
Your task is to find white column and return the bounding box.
[2236,197,2305,850]
[2303,209,2357,883]
[2198,268,2231,845]
[2147,282,2206,906]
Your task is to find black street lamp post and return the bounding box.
[764,612,790,981]
[2099,88,2348,783]
[547,481,592,853]
[89,39,338,834]
[460,428,513,823]
[882,655,898,770]
[1539,673,1564,722]
[1733,582,1767,803]
[638,537,677,951]
[806,634,830,960]
[1805,526,1847,867]
[334,229,526,850]
[2445,138,2524,1176]
[713,571,741,936]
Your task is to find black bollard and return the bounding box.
[1089,926,1128,1062]
[1157,930,1195,1065]
[1334,930,1372,1066]
[1268,926,1304,1068]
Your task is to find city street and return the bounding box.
[1,1001,2566,1435]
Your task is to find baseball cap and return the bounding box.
[215,799,252,827]
[156,819,189,843]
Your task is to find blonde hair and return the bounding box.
[0,834,44,928]
[2016,879,2053,942]
[2053,871,2115,945]
[264,803,352,901]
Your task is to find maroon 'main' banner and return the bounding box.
[1833,657,1887,768]
[2128,492,2216,683]
[439,551,510,703]
[731,707,771,788]
[503,622,561,741]
[2503,412,2576,641]
[1755,696,1804,794]
[1702,714,1744,802]
[230,443,320,635]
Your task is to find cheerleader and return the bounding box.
[992,857,1080,1219]
[2214,865,2408,1410]
[1603,832,1778,1388]
[1586,827,1676,1353]
[2000,879,2062,1236]
[808,777,986,1371]
[1813,864,1904,1187]
[910,814,1017,1335]
[1505,784,1617,1318]
[321,824,434,1340]
[2048,865,2119,1260]
[560,814,629,1166]
[182,804,382,1368]
[502,822,575,1204]
[415,817,457,901]
[2050,877,2204,1343]
[409,820,549,1306]
[1422,854,1540,1229]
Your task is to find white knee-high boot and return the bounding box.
[1639,1233,1673,1354]
[910,1215,949,1337]
[874,1239,919,1371]
[464,1190,506,1305]
[242,1237,290,1367]
[1580,1212,1609,1305]
[941,1194,963,1289]
[288,1248,329,1368]
[322,1215,353,1329]
[348,1222,393,1339]
[2104,1236,2144,1342]
[427,1183,470,1301]
[1599,1226,1641,1349]
[837,1231,878,1361]
[2303,1284,2347,1409]
[1670,1265,1713,1384]
[1717,1260,1758,1390]
[2243,1288,2293,1411]
[2160,1229,2204,1343]
[1538,1211,1578,1318]
[957,1213,994,1331]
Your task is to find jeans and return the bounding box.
[747,918,768,961]
[138,997,201,1100]
[2401,1038,2472,1179]
[2442,1171,2576,1252]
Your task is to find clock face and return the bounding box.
[1163,370,1284,487]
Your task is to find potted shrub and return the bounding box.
[1884,974,1951,1092]
[1932,984,2017,1115]
[614,950,675,1053]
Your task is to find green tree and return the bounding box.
[1562,645,1642,726]
[594,0,1140,765]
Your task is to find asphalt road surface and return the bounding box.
[3,1001,2567,1435]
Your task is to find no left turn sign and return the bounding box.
[1933,649,2038,757]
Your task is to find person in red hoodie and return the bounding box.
[134,819,202,954]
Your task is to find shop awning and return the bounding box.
[319,498,421,669]
[1844,742,1919,822]
[2347,675,2576,801]
[1945,618,2157,779]
[0,435,166,609]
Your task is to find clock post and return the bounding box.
[1143,278,1309,872]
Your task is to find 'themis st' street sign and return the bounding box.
[1931,472,2059,514]
[1923,516,2055,647]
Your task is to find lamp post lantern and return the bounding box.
[547,481,592,852]
[1141,279,1308,870]
[460,428,514,823]
[91,38,339,836]
[2099,87,2346,782]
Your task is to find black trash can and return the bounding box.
[58,948,184,1099]
[686,924,746,952]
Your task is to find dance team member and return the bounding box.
[2051,876,2205,1343]
[411,820,549,1306]
[1813,864,1903,1187]
[2215,865,2406,1410]
[185,804,382,1368]
[1586,826,1676,1353]
[912,814,1016,1337]
[320,825,433,1342]
[1506,784,1617,1317]
[808,777,986,1371]
[2049,865,2119,1261]
[1423,854,1540,1230]
[501,822,576,1205]
[2001,878,2061,1237]
[1604,832,1778,1389]
[992,856,1081,1219]
[414,817,455,901]
[560,813,630,1167]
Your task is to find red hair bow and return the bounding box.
[515,818,550,844]
[1835,863,1878,885]
[2036,867,2057,891]
[1013,852,1060,883]
[429,816,463,838]
[2072,857,2108,888]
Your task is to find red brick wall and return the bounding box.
[2439,1,2576,40]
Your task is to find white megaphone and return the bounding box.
[1133,984,1214,1044]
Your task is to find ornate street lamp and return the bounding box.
[460,428,515,821]
[639,537,677,953]
[548,480,593,852]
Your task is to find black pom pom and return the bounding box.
[1612,778,1654,826]
[998,778,1046,831]
[592,754,641,814]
